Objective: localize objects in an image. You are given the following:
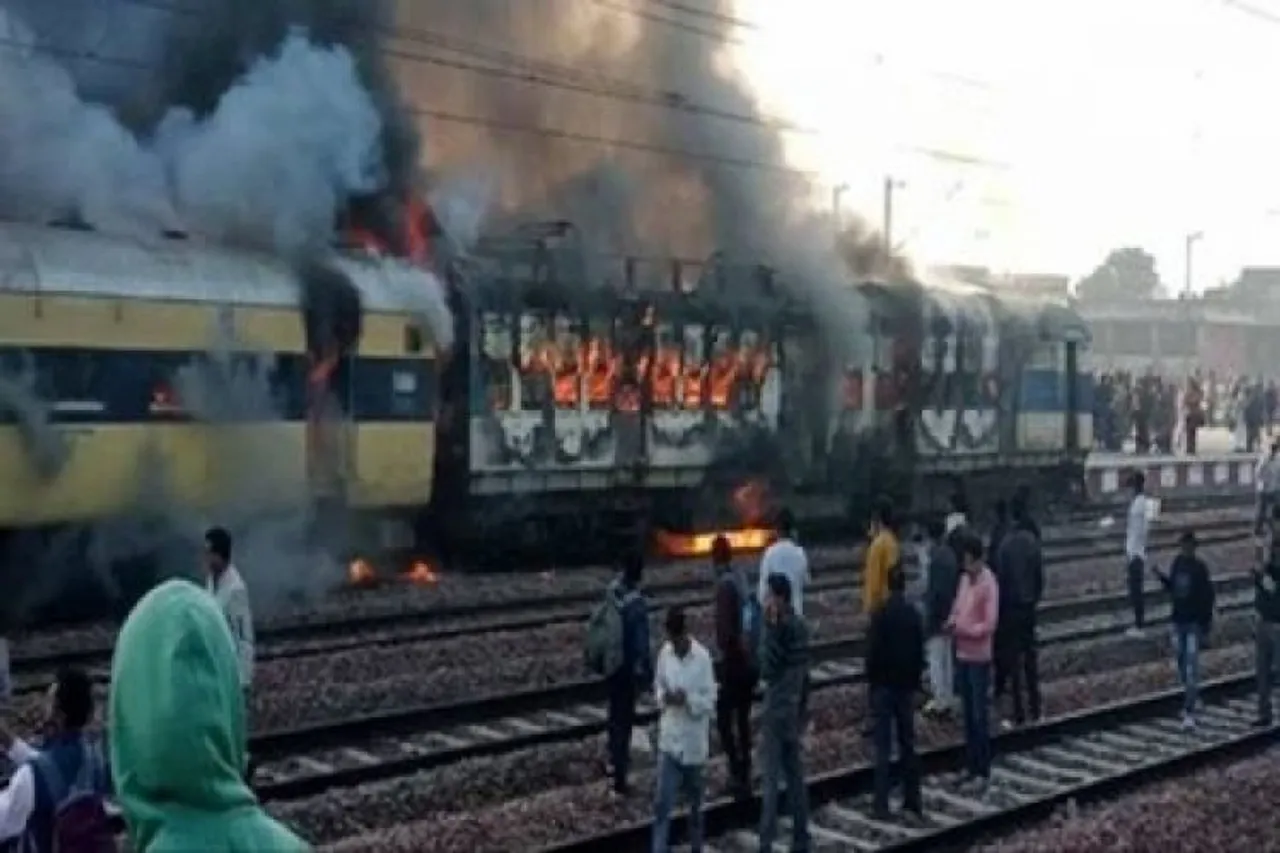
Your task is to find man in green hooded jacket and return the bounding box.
[109,579,308,852]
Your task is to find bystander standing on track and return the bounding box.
[0,667,114,852]
[866,566,925,822]
[600,552,652,797]
[757,508,809,617]
[109,580,307,852]
[1125,472,1153,638]
[922,518,959,718]
[860,497,899,738]
[862,498,899,617]
[1150,529,1214,730]
[650,606,716,853]
[995,505,1045,729]
[757,573,811,853]
[1252,504,1280,727]
[711,536,757,795]
[203,527,257,782]
[947,533,999,794]
[1255,441,1280,535]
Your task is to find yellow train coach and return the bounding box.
[0,222,438,538]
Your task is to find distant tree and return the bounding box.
[1074,247,1164,302]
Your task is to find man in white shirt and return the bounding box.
[204,526,256,779]
[650,606,717,853]
[1125,472,1151,638]
[758,508,809,617]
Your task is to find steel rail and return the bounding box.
[11,514,1256,682]
[540,672,1272,852]
[248,575,1259,802]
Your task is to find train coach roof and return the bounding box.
[0,221,437,313]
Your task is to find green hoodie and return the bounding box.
[109,579,309,852]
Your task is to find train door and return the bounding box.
[611,299,654,476]
[1065,339,1080,453]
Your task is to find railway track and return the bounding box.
[11,514,1257,686]
[247,572,1259,803]
[543,672,1276,852]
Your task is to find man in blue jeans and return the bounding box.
[1150,530,1214,730]
[757,573,811,852]
[947,534,999,793]
[650,607,716,852]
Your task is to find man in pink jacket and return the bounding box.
[946,532,1000,793]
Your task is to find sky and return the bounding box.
[732,0,1280,291]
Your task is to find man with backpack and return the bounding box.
[712,535,759,795]
[585,551,652,797]
[0,666,115,853]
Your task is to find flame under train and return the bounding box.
[0,218,1091,588]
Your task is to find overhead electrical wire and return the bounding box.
[0,33,815,177]
[9,0,1010,174]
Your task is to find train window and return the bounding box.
[517,312,554,411]
[551,313,582,408]
[584,316,613,410]
[41,352,107,417]
[479,312,514,412]
[679,323,706,410]
[651,322,679,410]
[404,324,424,354]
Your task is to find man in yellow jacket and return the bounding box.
[863,498,900,616]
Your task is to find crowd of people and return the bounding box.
[1093,369,1280,455]
[4,482,1280,851]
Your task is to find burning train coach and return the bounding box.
[430,221,1092,563]
[0,218,1091,588]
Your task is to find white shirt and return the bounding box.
[944,512,967,535]
[0,737,40,842]
[208,565,255,688]
[652,640,717,766]
[758,537,809,616]
[1125,495,1151,560]
[1258,455,1280,495]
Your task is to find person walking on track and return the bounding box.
[651,606,716,853]
[1124,473,1153,637]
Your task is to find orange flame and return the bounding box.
[348,558,376,586]
[405,560,439,585]
[732,479,769,526]
[508,334,772,411]
[654,527,775,560]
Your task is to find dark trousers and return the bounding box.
[1185,418,1198,454]
[992,623,1011,699]
[957,661,992,779]
[607,670,637,791]
[1127,557,1146,629]
[715,662,754,786]
[870,685,921,816]
[1001,609,1041,723]
[1258,492,1277,536]
[1257,620,1280,722]
[758,721,810,852]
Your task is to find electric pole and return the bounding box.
[883,176,905,252]
[1184,231,1203,297]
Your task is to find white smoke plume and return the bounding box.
[0,13,383,257]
